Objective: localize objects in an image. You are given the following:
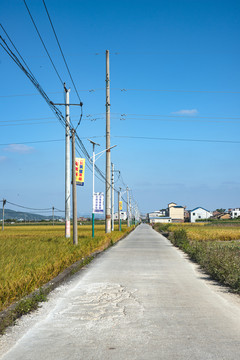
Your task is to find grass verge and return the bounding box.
[154,223,240,294]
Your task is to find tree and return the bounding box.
[216,208,226,214]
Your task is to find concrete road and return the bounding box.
[1,224,240,359]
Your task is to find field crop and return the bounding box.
[168,223,240,241]
[0,224,131,312]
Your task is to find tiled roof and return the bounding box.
[190,207,210,212]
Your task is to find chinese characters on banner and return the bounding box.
[94,192,104,213]
[75,158,85,186]
[119,201,123,210]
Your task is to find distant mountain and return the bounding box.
[0,208,62,221]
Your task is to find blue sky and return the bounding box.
[0,0,240,216]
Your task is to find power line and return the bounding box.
[0,91,62,98]
[6,200,52,211]
[0,24,33,76]
[0,121,57,127]
[113,88,240,94]
[110,116,240,124]
[111,112,240,121]
[113,135,240,144]
[41,0,83,130]
[5,200,64,213]
[23,0,64,86]
[0,33,66,128]
[0,31,138,210]
[0,139,64,146]
[42,0,82,104]
[0,115,81,123]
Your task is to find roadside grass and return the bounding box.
[154,223,240,293]
[0,224,131,312]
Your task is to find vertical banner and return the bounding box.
[75,158,85,186]
[119,201,123,210]
[94,192,104,213]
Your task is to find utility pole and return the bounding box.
[71,129,78,245]
[88,139,100,238]
[2,199,6,231]
[118,188,121,231]
[111,163,114,231]
[65,84,71,238]
[52,206,54,226]
[105,49,111,233]
[50,87,82,239]
[127,186,130,227]
[129,195,132,226]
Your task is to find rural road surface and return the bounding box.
[1,224,240,359]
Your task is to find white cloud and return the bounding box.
[3,144,34,154]
[0,156,7,162]
[172,109,199,116]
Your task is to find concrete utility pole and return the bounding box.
[52,206,54,226]
[118,188,121,231]
[129,195,132,226]
[2,199,6,231]
[105,49,111,233]
[111,163,114,231]
[51,87,82,239]
[71,129,78,245]
[65,84,71,238]
[127,186,130,227]
[88,139,100,238]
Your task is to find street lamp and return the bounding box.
[88,140,117,237]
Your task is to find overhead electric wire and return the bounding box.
[0,28,137,207]
[113,135,240,144]
[42,0,82,104]
[23,0,64,86]
[0,24,33,76]
[6,200,52,211]
[0,34,66,128]
[113,87,240,94]
[0,139,64,146]
[42,0,83,130]
[0,121,57,127]
[111,116,240,124]
[0,91,62,98]
[111,113,240,121]
[0,115,81,123]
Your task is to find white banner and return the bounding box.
[94,192,104,213]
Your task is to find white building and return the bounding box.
[114,211,127,220]
[190,207,212,223]
[151,217,172,224]
[147,210,166,222]
[231,208,240,219]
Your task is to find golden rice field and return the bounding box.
[168,223,240,241]
[0,224,131,312]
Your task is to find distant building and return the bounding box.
[147,210,166,222]
[167,202,185,222]
[148,204,184,223]
[151,217,172,224]
[189,207,212,223]
[78,217,88,222]
[231,208,240,219]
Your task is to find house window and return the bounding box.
[193,213,195,216]
[198,216,201,219]
[235,213,237,216]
